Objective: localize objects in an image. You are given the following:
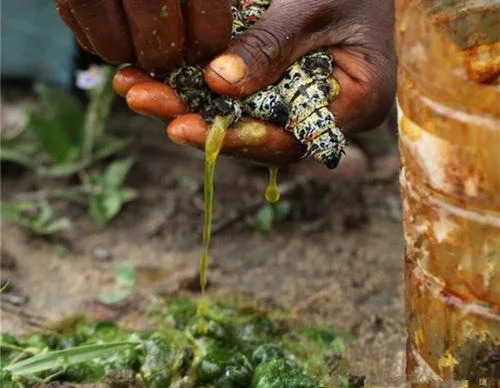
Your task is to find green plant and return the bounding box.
[247,200,292,232]
[5,342,139,377]
[1,66,128,177]
[1,298,351,386]
[85,158,137,224]
[98,261,137,305]
[0,201,70,235]
[1,66,137,229]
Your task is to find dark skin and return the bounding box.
[57,0,396,166]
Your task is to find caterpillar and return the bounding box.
[167,0,345,168]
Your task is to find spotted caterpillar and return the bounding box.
[168,0,345,168]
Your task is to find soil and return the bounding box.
[1,98,405,386]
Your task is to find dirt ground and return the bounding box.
[1,99,406,386]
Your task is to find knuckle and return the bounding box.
[237,24,291,69]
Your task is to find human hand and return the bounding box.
[55,0,233,76]
[113,66,303,165]
[113,0,396,166]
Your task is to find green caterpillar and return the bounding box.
[168,0,345,168]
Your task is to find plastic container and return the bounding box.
[396,0,499,384]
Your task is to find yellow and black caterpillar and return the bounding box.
[168,0,345,169]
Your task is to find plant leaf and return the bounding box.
[32,201,54,227]
[98,288,132,305]
[0,201,71,235]
[273,200,292,221]
[104,158,134,189]
[0,201,32,222]
[38,85,85,149]
[36,217,72,235]
[254,205,274,232]
[6,342,138,376]
[0,140,38,167]
[82,66,116,159]
[114,261,136,288]
[93,136,131,161]
[39,162,86,178]
[90,191,122,224]
[25,109,73,163]
[119,188,137,203]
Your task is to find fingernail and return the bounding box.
[209,54,247,84]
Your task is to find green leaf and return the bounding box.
[98,261,136,305]
[90,191,122,224]
[0,140,38,167]
[38,138,131,178]
[82,66,116,160]
[254,205,274,232]
[273,200,292,221]
[114,261,136,288]
[331,337,346,354]
[93,136,131,161]
[38,85,85,149]
[6,342,139,376]
[38,218,72,235]
[0,201,71,235]
[98,289,133,305]
[39,162,86,178]
[0,201,33,222]
[32,201,53,227]
[119,188,137,203]
[104,158,134,188]
[25,109,73,163]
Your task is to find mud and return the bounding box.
[1,103,405,386]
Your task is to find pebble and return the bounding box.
[92,246,112,262]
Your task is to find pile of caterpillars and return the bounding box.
[167,0,345,168]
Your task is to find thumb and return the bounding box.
[205,1,332,97]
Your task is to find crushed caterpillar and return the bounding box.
[167,0,346,168]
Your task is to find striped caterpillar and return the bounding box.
[168,0,345,168]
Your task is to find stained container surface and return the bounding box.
[396,0,500,383]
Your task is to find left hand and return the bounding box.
[56,0,233,76]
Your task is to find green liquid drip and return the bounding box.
[265,167,280,203]
[198,116,231,317]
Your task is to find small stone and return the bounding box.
[2,292,29,306]
[92,247,112,262]
[106,369,136,388]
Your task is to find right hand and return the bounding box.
[112,0,396,167]
[55,0,233,77]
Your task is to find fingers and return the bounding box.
[113,66,152,97]
[113,66,302,165]
[167,114,303,165]
[113,66,188,119]
[126,82,189,120]
[67,0,135,63]
[205,0,337,96]
[55,0,95,53]
[123,0,185,75]
[183,0,232,64]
